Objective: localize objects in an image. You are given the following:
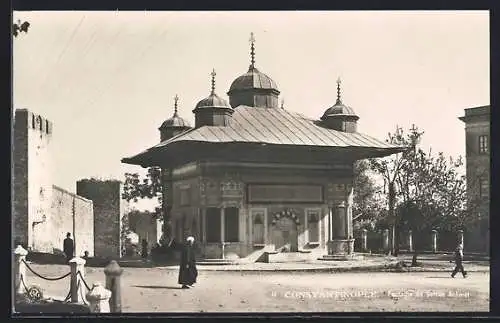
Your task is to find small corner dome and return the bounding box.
[228,67,279,93]
[160,114,191,129]
[195,93,232,110]
[321,102,358,120]
[159,95,192,130]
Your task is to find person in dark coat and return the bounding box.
[451,243,467,278]
[63,232,74,263]
[178,236,198,289]
[141,239,149,259]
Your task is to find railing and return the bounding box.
[13,245,122,313]
[20,258,72,303]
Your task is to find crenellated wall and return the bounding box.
[13,109,54,250]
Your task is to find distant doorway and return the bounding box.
[272,217,298,252]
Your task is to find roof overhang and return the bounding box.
[121,141,407,169]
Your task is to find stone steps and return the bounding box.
[266,252,314,263]
[318,254,365,261]
[197,259,236,265]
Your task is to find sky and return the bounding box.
[12,11,489,210]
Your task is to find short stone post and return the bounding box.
[407,230,413,252]
[457,229,464,248]
[382,229,390,252]
[69,257,86,303]
[104,260,123,313]
[86,282,112,313]
[14,245,29,298]
[431,230,438,253]
[361,229,368,252]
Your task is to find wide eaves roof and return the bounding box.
[123,106,406,165]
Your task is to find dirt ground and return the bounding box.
[21,264,489,312]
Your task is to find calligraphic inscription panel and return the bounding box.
[248,184,323,203]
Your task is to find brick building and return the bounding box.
[458,105,490,253]
[122,34,404,262]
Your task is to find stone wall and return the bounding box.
[13,110,30,247]
[76,179,123,258]
[12,109,53,251]
[135,214,162,251]
[51,185,94,257]
[12,109,95,257]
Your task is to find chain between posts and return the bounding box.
[22,259,71,281]
[19,274,30,293]
[77,271,91,291]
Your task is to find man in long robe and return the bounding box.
[178,236,198,289]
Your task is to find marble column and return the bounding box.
[346,188,354,240]
[328,207,332,242]
[382,229,390,252]
[325,201,354,257]
[431,229,438,253]
[408,230,413,252]
[220,207,225,259]
[361,229,368,252]
[201,208,206,243]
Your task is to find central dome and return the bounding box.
[227,33,280,109]
[228,66,279,93]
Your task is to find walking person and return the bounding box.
[63,232,74,263]
[451,243,467,278]
[178,236,198,289]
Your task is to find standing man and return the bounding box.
[63,232,74,263]
[141,239,149,259]
[451,243,467,278]
[178,236,198,289]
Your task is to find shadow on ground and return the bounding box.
[133,285,183,290]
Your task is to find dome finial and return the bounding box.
[174,94,179,115]
[211,68,216,94]
[336,77,342,104]
[249,32,256,69]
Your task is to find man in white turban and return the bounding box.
[178,236,198,288]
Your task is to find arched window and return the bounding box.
[307,210,320,243]
[31,115,36,129]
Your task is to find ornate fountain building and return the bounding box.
[122,34,404,262]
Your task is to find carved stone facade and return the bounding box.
[168,161,356,260]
